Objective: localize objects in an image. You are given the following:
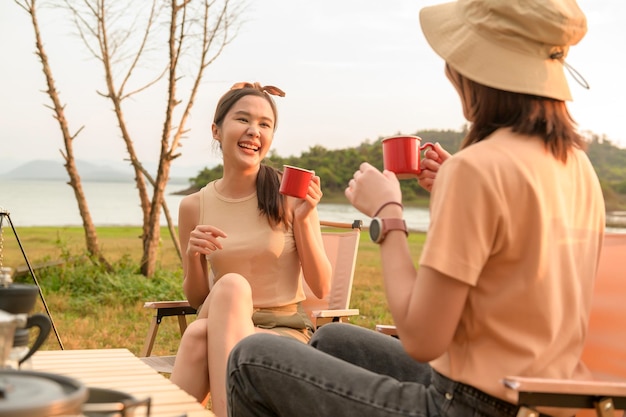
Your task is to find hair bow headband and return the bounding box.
[230,82,286,97]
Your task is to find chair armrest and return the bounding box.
[503,376,626,411]
[375,324,398,337]
[312,308,359,318]
[141,300,197,357]
[143,300,197,319]
[319,219,363,230]
[143,300,191,309]
[311,309,359,329]
[504,376,626,398]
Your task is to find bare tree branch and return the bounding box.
[15,0,111,269]
[31,0,247,276]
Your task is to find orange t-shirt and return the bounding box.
[420,129,605,411]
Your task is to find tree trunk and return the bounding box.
[18,0,110,268]
[140,164,172,276]
[27,0,242,277]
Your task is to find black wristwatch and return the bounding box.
[369,217,408,244]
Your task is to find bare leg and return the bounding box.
[170,319,211,405]
[206,273,258,417]
[171,273,275,416]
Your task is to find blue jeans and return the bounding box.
[227,323,547,417]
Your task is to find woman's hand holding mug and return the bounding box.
[417,142,451,192]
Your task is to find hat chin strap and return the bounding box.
[550,52,590,90]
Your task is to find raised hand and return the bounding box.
[345,162,402,218]
[294,175,323,221]
[417,142,451,192]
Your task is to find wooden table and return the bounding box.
[32,348,215,417]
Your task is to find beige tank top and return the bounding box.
[200,181,305,308]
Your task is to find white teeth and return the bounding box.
[239,143,259,151]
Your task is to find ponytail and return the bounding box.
[256,164,286,227]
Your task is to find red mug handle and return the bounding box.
[419,142,435,153]
[418,142,436,173]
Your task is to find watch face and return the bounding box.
[369,218,382,243]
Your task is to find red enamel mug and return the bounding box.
[382,135,435,179]
[279,165,314,198]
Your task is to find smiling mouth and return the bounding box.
[239,142,260,152]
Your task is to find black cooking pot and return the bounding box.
[0,283,43,349]
[0,283,39,314]
[0,370,151,416]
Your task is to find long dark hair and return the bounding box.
[213,85,286,226]
[448,65,585,162]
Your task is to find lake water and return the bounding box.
[2,179,624,234]
[0,179,432,230]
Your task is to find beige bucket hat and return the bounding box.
[419,0,587,101]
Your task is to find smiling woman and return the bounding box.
[166,82,334,416]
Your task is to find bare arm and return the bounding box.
[376,209,469,361]
[346,162,469,362]
[179,193,227,309]
[291,175,332,299]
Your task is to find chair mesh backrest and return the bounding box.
[301,229,360,315]
[581,233,626,381]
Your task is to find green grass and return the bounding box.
[2,226,426,356]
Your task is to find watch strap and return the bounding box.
[382,218,408,238]
[371,217,408,244]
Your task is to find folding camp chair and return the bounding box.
[376,233,626,417]
[504,233,626,417]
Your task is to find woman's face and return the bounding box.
[212,94,275,171]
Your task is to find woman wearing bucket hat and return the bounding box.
[226,1,605,417]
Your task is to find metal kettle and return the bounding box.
[0,309,51,369]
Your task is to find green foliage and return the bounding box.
[585,134,626,211]
[15,253,184,315]
[187,128,626,209]
[587,134,626,181]
[615,181,626,195]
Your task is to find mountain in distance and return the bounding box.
[0,159,128,182]
[0,159,199,184]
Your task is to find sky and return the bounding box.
[1,1,624,178]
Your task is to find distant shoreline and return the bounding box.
[3,177,623,232]
[171,186,626,229]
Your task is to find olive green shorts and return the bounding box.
[252,303,314,343]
